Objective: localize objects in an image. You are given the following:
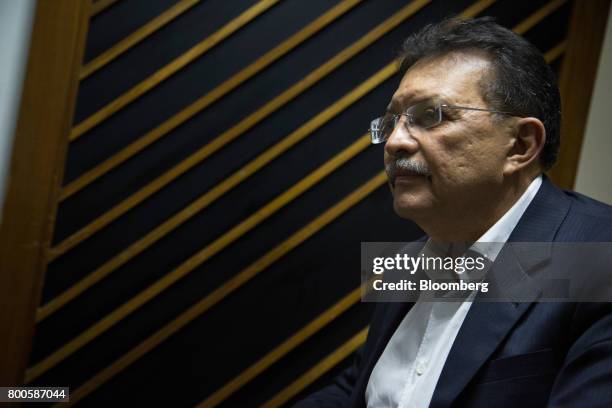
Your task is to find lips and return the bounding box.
[393,169,427,185]
[395,169,424,178]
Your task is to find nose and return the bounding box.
[384,117,420,159]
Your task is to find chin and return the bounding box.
[392,195,432,220]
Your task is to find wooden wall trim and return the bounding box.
[0,0,90,386]
[548,0,612,189]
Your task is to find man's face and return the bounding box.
[384,53,514,223]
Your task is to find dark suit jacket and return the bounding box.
[295,176,612,407]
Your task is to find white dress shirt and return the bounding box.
[365,175,542,408]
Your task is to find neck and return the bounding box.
[420,173,539,244]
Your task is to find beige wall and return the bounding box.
[0,0,36,221]
[574,5,612,204]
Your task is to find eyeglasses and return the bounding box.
[369,99,516,144]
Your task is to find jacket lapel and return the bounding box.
[351,240,430,406]
[429,176,571,407]
[428,251,541,407]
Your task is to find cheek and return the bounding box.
[429,132,499,184]
[472,137,509,176]
[425,137,474,182]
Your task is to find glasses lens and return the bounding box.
[407,100,441,128]
[370,100,441,144]
[370,115,396,144]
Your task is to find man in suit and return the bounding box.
[295,17,612,407]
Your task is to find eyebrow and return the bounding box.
[386,94,440,113]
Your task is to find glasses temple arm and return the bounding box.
[442,104,517,116]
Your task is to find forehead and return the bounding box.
[390,53,492,111]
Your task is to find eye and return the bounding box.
[423,108,437,121]
[414,105,440,128]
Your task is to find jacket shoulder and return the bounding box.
[563,189,612,218]
[557,189,612,241]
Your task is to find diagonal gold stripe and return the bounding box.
[28,57,391,375]
[39,63,394,324]
[457,0,496,19]
[81,0,202,80]
[260,327,369,408]
[544,40,567,63]
[71,0,281,140]
[513,0,567,35]
[60,0,427,203]
[190,288,364,408]
[91,0,120,17]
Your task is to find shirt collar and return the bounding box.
[472,175,542,261]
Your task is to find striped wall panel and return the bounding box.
[28,0,573,406]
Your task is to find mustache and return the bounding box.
[386,157,431,179]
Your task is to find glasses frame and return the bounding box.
[369,100,517,144]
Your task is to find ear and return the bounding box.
[503,117,546,176]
